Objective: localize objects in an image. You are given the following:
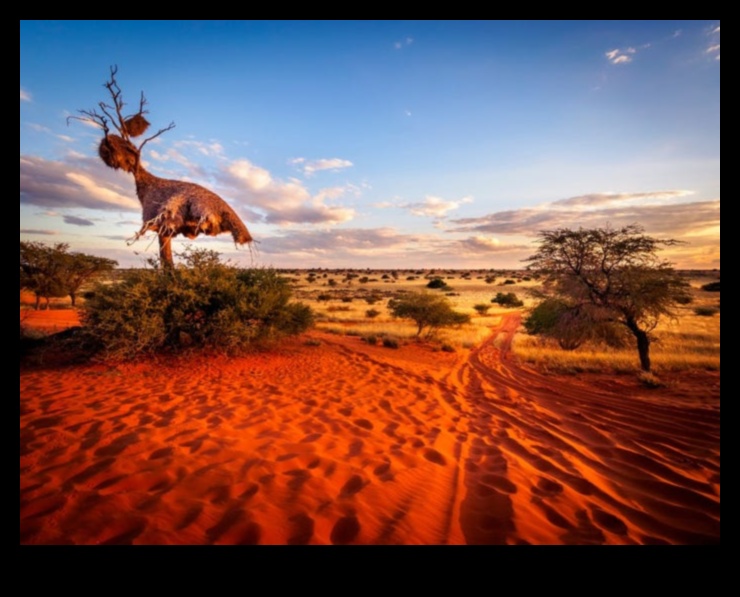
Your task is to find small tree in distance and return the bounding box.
[525,225,691,372]
[389,291,470,338]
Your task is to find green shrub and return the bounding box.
[365,308,381,319]
[316,293,332,302]
[701,281,720,292]
[492,292,524,308]
[389,291,470,337]
[80,248,313,359]
[694,306,718,317]
[363,335,378,345]
[440,343,456,353]
[382,337,399,349]
[503,279,516,285]
[426,277,448,289]
[473,303,491,315]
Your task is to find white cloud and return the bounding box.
[20,87,31,102]
[56,135,75,142]
[451,192,719,239]
[291,157,354,177]
[221,158,355,225]
[712,26,720,34]
[605,48,635,65]
[20,154,139,212]
[394,37,414,50]
[707,44,720,54]
[401,195,473,218]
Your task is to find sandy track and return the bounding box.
[20,313,719,544]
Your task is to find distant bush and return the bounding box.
[80,248,313,360]
[382,337,399,349]
[363,335,378,345]
[484,276,496,284]
[426,277,448,290]
[440,343,456,353]
[317,293,332,302]
[492,292,524,308]
[701,281,720,292]
[503,279,516,285]
[365,308,381,319]
[694,306,718,317]
[473,304,491,315]
[341,296,353,303]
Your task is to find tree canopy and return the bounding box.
[525,225,690,372]
[388,291,470,337]
[20,242,117,309]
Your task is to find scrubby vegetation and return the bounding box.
[79,248,313,359]
[492,292,524,308]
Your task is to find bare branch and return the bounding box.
[66,110,110,134]
[138,122,176,152]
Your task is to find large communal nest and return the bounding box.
[98,134,138,173]
[136,180,253,247]
[123,114,150,137]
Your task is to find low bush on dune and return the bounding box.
[80,248,314,360]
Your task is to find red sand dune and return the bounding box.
[20,311,720,544]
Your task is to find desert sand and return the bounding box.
[20,310,720,545]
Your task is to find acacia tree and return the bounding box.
[389,291,470,337]
[525,225,690,372]
[20,242,68,310]
[20,242,118,308]
[63,252,118,307]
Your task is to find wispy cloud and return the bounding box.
[706,23,720,61]
[552,190,693,207]
[27,123,52,133]
[20,87,31,102]
[605,47,636,65]
[394,36,414,50]
[63,215,95,227]
[174,139,225,157]
[400,195,473,218]
[20,229,57,235]
[290,157,354,177]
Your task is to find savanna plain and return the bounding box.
[20,269,720,545]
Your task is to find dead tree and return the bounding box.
[70,66,253,267]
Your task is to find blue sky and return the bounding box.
[20,20,720,269]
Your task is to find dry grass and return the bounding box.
[289,269,719,373]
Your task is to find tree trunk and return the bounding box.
[34,294,40,311]
[70,292,77,307]
[159,234,173,268]
[626,320,651,372]
[635,329,651,372]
